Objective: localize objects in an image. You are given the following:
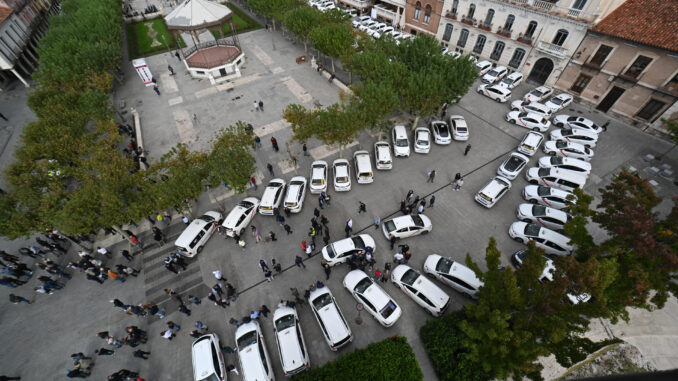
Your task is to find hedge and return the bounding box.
[419,311,493,381]
[292,336,423,381]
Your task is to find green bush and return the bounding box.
[126,18,181,59]
[292,336,423,381]
[549,335,622,368]
[420,311,493,381]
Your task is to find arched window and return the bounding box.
[504,15,515,32]
[490,41,505,61]
[509,48,526,68]
[468,4,476,19]
[484,9,495,26]
[414,2,422,20]
[572,0,587,10]
[457,28,469,47]
[473,34,486,54]
[452,0,459,14]
[525,21,538,40]
[424,5,432,23]
[442,23,454,42]
[552,29,569,46]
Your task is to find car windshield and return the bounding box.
[199,214,215,223]
[435,257,454,273]
[531,90,543,98]
[312,178,324,185]
[312,293,332,310]
[518,112,528,118]
[551,97,564,105]
[555,141,568,148]
[505,156,524,170]
[380,300,398,318]
[551,157,564,165]
[436,124,450,136]
[291,180,304,187]
[537,186,551,196]
[325,244,336,258]
[411,215,424,227]
[351,236,365,248]
[532,205,547,216]
[561,129,574,137]
[500,78,512,85]
[400,269,420,286]
[239,201,253,209]
[274,314,295,332]
[487,70,499,77]
[396,139,408,147]
[236,331,258,351]
[456,126,468,133]
[354,277,373,294]
[524,224,541,237]
[538,168,550,177]
[384,220,396,232]
[337,176,348,183]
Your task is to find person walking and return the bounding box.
[318,195,325,209]
[270,137,279,152]
[252,226,263,243]
[258,100,264,112]
[417,203,424,214]
[266,163,274,176]
[404,251,412,264]
[429,195,436,207]
[212,270,226,281]
[454,177,464,191]
[346,217,353,233]
[601,120,610,131]
[464,144,471,156]
[394,252,404,264]
[427,170,436,183]
[302,143,309,156]
[259,304,271,318]
[250,176,258,191]
[295,255,306,268]
[284,224,293,235]
[358,201,366,214]
[258,259,269,272]
[389,234,397,250]
[152,227,166,246]
[323,264,331,280]
[313,207,320,218]
[178,304,191,316]
[168,65,175,75]
[406,190,414,202]
[9,293,32,304]
[269,231,277,241]
[454,172,461,181]
[264,270,274,282]
[273,260,282,275]
[133,350,151,360]
[153,85,160,95]
[374,216,381,230]
[253,100,259,111]
[95,348,115,356]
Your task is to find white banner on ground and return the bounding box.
[371,8,377,19]
[133,58,154,87]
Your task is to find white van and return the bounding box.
[308,286,353,351]
[259,178,286,215]
[235,321,274,381]
[353,150,374,184]
[192,334,226,381]
[175,211,223,257]
[525,167,587,192]
[374,141,392,170]
[273,306,310,376]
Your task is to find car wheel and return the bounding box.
[513,237,524,243]
[529,180,538,185]
[421,230,429,235]
[549,151,556,156]
[532,127,539,132]
[197,245,204,253]
[495,97,502,103]
[529,199,538,204]
[555,122,563,127]
[509,119,515,124]
[512,106,518,111]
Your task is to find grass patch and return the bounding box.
[549,336,623,368]
[126,18,184,59]
[221,3,262,36]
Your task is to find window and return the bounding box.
[572,0,587,10]
[636,99,666,121]
[552,29,569,46]
[452,0,459,14]
[589,44,613,66]
[625,55,652,79]
[504,15,515,31]
[414,2,421,20]
[484,9,494,26]
[525,21,538,39]
[467,3,476,18]
[570,73,591,93]
[473,34,486,54]
[424,5,432,23]
[667,73,678,89]
[442,23,453,42]
[508,48,526,68]
[457,28,469,47]
[490,41,505,61]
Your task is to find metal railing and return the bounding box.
[536,40,567,58]
[183,38,238,58]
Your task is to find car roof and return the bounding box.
[490,65,507,71]
[393,125,407,137]
[393,265,449,303]
[273,307,305,370]
[235,322,269,380]
[506,72,522,79]
[489,85,511,94]
[192,334,218,380]
[332,237,357,253]
[523,131,544,144]
[482,176,511,196]
[223,198,258,226]
[344,270,390,307]
[309,288,350,342]
[447,260,483,289]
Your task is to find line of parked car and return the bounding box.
[351,15,414,42]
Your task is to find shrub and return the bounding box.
[292,336,423,381]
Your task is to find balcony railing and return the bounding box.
[617,70,642,84]
[567,8,582,17]
[445,11,457,20]
[497,27,512,38]
[339,0,372,9]
[478,22,492,31]
[536,40,568,59]
[532,0,555,11]
[461,15,475,25]
[516,33,533,45]
[184,38,239,59]
[374,5,397,20]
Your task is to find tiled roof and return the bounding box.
[590,0,678,53]
[0,5,12,25]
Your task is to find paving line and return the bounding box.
[310,141,359,160]
[280,76,313,103]
[250,44,275,66]
[168,96,183,106]
[195,87,218,99]
[173,109,198,144]
[161,73,179,93]
[254,119,289,137]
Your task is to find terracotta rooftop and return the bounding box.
[590,0,678,53]
[0,5,12,25]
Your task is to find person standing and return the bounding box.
[252,226,263,243]
[273,261,282,275]
[259,304,271,318]
[258,100,264,112]
[95,348,115,356]
[266,163,274,176]
[264,270,274,282]
[270,137,279,152]
[178,304,191,316]
[134,350,151,359]
[374,216,381,230]
[454,177,464,191]
[346,218,353,234]
[258,259,269,272]
[269,231,277,241]
[427,170,436,183]
[153,85,160,95]
[168,65,175,75]
[212,270,226,281]
[417,203,424,214]
[284,224,293,235]
[9,293,32,304]
[250,176,258,190]
[389,234,397,250]
[323,264,331,280]
[152,227,166,246]
[302,143,309,156]
[358,202,366,214]
[404,251,412,264]
[464,144,471,156]
[429,195,436,207]
[295,255,306,268]
[253,100,259,111]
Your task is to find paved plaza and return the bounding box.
[1,16,678,381]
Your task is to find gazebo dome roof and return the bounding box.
[164,0,233,31]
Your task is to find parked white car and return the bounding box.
[550,128,599,148]
[273,306,310,376]
[430,120,451,144]
[352,15,371,28]
[382,214,432,240]
[221,197,259,237]
[510,100,553,118]
[475,60,493,76]
[373,26,394,39]
[505,111,551,132]
[511,250,556,283]
[192,334,227,381]
[235,321,275,381]
[499,71,524,89]
[374,141,392,170]
[517,131,545,157]
[366,22,387,37]
[391,265,450,316]
[517,203,571,231]
[523,185,577,210]
[482,65,508,84]
[332,159,351,192]
[259,178,286,215]
[322,234,375,266]
[284,176,307,213]
[538,156,591,175]
[543,140,594,161]
[523,86,553,103]
[343,270,402,327]
[358,19,377,32]
[553,115,604,134]
[475,176,511,208]
[392,125,410,157]
[353,150,374,183]
[423,254,484,298]
[478,84,511,102]
[308,286,353,351]
[497,152,529,180]
[544,93,574,112]
[449,115,469,141]
[414,127,431,153]
[310,160,328,194]
[508,221,573,256]
[525,167,587,192]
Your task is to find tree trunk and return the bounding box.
[411,115,420,132]
[349,71,352,83]
[304,41,308,53]
[331,58,335,73]
[339,143,344,158]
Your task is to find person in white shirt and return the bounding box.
[393,252,404,264]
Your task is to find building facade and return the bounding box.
[555,0,678,132]
[403,0,445,36]
[433,0,623,86]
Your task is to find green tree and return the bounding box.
[205,121,256,193]
[283,6,322,53]
[310,23,354,72]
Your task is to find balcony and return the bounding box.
[379,0,406,7]
[339,0,373,9]
[536,40,568,59]
[616,70,642,84]
[496,0,594,22]
[461,16,475,26]
[532,0,555,11]
[496,27,512,38]
[656,84,678,97]
[478,22,492,32]
[374,4,397,21]
[581,58,603,72]
[445,11,457,20]
[516,33,533,45]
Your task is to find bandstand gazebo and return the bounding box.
[165,0,245,84]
